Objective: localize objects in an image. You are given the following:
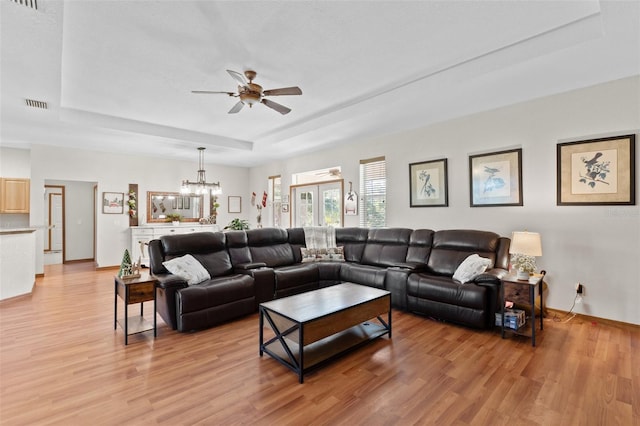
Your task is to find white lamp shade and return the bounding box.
[509,231,542,256]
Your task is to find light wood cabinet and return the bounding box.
[0,178,30,213]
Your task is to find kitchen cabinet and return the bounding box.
[0,178,30,213]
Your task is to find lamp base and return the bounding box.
[516,269,530,281]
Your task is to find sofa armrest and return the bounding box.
[152,273,188,330]
[474,268,508,283]
[234,262,268,271]
[474,268,508,328]
[153,273,188,290]
[235,267,275,304]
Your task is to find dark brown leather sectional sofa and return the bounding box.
[148,227,510,332]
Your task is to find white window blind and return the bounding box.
[359,156,386,228]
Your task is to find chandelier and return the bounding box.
[180,147,222,195]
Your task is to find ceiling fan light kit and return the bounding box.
[192,69,302,115]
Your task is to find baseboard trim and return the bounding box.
[0,291,33,305]
[96,265,119,271]
[63,258,94,265]
[546,307,639,330]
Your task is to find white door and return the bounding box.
[51,194,63,251]
[292,181,343,227]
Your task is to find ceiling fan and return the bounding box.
[192,69,302,115]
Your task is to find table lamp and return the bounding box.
[509,231,542,280]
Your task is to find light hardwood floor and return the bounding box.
[1,262,638,425]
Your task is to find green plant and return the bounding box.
[166,213,182,222]
[224,218,249,230]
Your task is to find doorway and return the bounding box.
[291,180,343,227]
[44,180,96,265]
[44,185,65,265]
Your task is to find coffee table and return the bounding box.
[259,282,391,383]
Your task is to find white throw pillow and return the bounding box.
[162,254,211,285]
[453,254,492,284]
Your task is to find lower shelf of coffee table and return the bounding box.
[263,321,389,370]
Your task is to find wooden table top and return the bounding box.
[259,283,390,322]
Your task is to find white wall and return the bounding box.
[26,147,250,272]
[250,76,640,325]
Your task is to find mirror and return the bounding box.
[146,191,203,223]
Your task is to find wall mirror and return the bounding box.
[146,191,203,223]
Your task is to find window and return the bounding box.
[359,156,386,227]
[268,175,282,227]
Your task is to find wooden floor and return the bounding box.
[1,263,638,425]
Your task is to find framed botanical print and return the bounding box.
[409,158,448,207]
[557,134,635,205]
[469,148,522,207]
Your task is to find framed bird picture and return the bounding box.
[469,148,523,207]
[409,159,448,207]
[557,134,635,205]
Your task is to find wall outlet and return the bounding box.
[576,283,584,295]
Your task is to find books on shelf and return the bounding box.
[495,308,526,330]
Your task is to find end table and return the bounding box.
[500,271,546,347]
[114,272,158,345]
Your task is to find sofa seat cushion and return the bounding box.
[177,274,254,314]
[339,263,387,289]
[273,263,319,291]
[406,273,486,310]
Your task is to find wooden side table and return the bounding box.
[114,272,158,345]
[500,272,546,347]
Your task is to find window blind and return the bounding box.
[359,157,386,228]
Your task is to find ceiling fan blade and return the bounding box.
[227,69,247,85]
[263,86,302,96]
[228,100,244,114]
[191,91,235,96]
[261,99,291,115]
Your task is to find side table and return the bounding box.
[114,272,158,345]
[500,271,546,347]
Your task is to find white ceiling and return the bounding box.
[1,0,639,167]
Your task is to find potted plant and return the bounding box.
[511,253,535,280]
[224,218,250,230]
[166,213,182,226]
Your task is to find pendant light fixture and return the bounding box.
[180,147,222,195]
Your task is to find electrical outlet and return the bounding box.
[576,283,584,295]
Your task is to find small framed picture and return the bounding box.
[228,196,241,213]
[409,158,448,207]
[557,134,635,205]
[282,203,290,213]
[102,192,124,214]
[469,148,523,207]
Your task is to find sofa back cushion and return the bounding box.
[335,227,369,262]
[246,228,295,267]
[427,230,501,276]
[406,229,434,264]
[225,230,252,266]
[287,228,306,263]
[155,232,233,277]
[361,228,412,267]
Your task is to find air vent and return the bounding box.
[25,99,47,109]
[10,0,38,10]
